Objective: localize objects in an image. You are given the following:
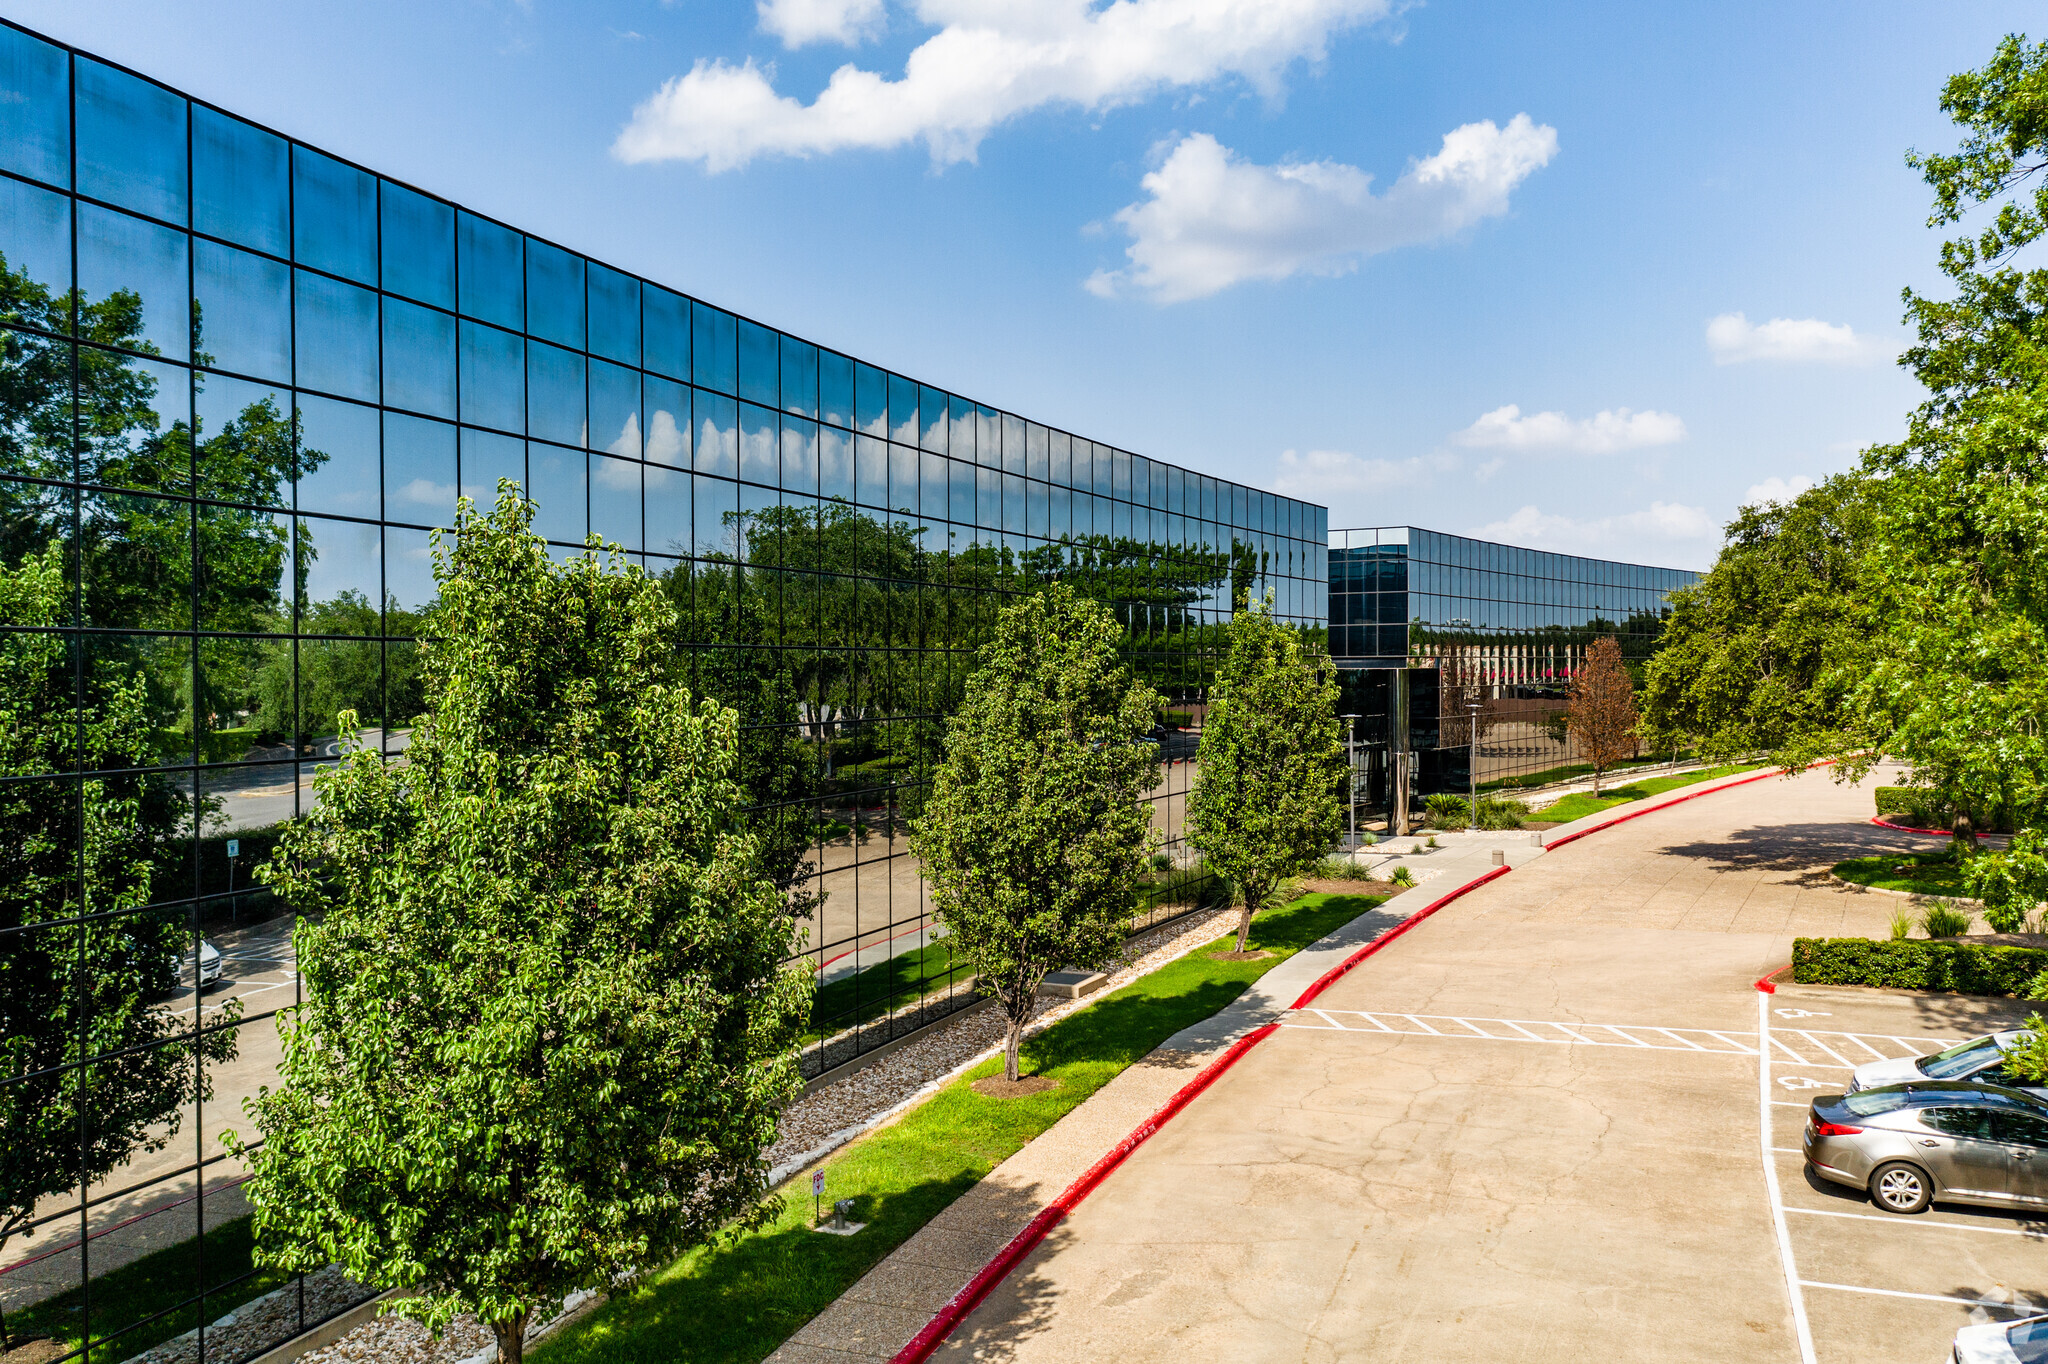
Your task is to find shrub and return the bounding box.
[2029,969,2048,1001]
[1791,937,2048,995]
[1390,866,1417,887]
[1307,856,1374,882]
[1423,794,1468,828]
[1888,905,1914,941]
[1922,901,1974,938]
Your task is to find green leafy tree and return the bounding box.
[1808,36,2048,841]
[1186,595,1345,953]
[1643,477,1873,762]
[233,492,810,1363]
[0,549,239,1353]
[909,583,1161,1083]
[1966,827,2048,933]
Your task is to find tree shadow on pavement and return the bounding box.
[1653,819,1930,888]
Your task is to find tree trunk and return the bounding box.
[1591,765,1603,797]
[1004,1013,1024,1082]
[1954,812,1978,857]
[1234,878,1264,952]
[494,1309,529,1364]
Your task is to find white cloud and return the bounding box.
[1742,474,1814,507]
[1452,403,1686,454]
[613,0,1395,171]
[398,478,456,507]
[1271,447,1456,498]
[1705,311,1882,365]
[1468,501,1718,560]
[758,0,885,48]
[1086,117,1557,302]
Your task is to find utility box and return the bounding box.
[1039,970,1109,1000]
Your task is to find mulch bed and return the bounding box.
[1208,949,1273,961]
[971,1075,1060,1099]
[1297,879,1407,896]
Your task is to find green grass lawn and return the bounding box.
[5,1213,294,1360]
[1479,753,1691,794]
[1535,764,1761,825]
[1832,851,1969,897]
[535,890,1389,1364]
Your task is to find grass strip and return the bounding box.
[535,890,1389,1364]
[809,939,972,1034]
[1832,851,1968,898]
[1536,764,1761,825]
[1477,753,1692,793]
[6,1213,294,1359]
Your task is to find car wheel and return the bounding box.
[1869,1161,1931,1214]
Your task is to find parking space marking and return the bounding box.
[1281,1011,1762,1055]
[1766,1031,1954,1071]
[1758,992,1819,1364]
[1783,1206,2048,1239]
[1799,1280,2046,1313]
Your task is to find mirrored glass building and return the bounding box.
[0,21,1326,1359]
[1328,526,1698,805]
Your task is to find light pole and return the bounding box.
[1466,700,1482,834]
[1340,713,1360,853]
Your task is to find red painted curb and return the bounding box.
[1753,968,1785,995]
[1869,815,1953,839]
[1290,865,1513,1011]
[1542,766,1797,851]
[887,1022,1282,1364]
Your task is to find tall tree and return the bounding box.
[0,548,239,1353]
[1568,636,1639,795]
[1642,476,1873,763]
[1812,35,2048,840]
[1187,595,1345,953]
[909,583,1160,1084]
[234,492,810,1364]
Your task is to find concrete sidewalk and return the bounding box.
[763,858,1523,1364]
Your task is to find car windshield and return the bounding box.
[1842,1091,1912,1117]
[2010,1316,2048,1364]
[1917,1035,2003,1079]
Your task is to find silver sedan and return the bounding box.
[1851,1030,2043,1100]
[1804,1081,2048,1214]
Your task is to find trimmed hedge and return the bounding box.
[1873,785,2015,833]
[1792,937,2048,996]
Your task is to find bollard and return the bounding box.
[1491,849,1505,867]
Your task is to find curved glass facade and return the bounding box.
[0,20,1326,1360]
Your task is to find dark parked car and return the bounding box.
[1804,1081,2048,1214]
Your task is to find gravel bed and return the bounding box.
[763,904,1238,1176]
[119,1264,376,1364]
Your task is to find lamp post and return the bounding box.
[1340,713,1360,853]
[1466,700,1482,834]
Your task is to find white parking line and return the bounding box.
[1282,1011,1763,1055]
[1800,1280,2045,1312]
[1759,992,1819,1364]
[1783,1206,2048,1239]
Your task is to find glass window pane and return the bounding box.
[1001,413,1025,476]
[779,334,817,419]
[295,512,381,623]
[644,461,689,557]
[527,341,586,447]
[941,393,970,460]
[644,375,689,467]
[382,298,456,419]
[0,177,72,332]
[293,147,377,285]
[889,374,919,446]
[820,424,851,503]
[458,321,523,432]
[78,204,189,361]
[76,349,186,493]
[693,303,736,394]
[643,284,688,379]
[855,361,888,438]
[194,372,292,507]
[591,452,641,550]
[194,241,289,381]
[1002,473,1025,535]
[381,182,454,310]
[454,214,524,336]
[384,413,456,529]
[196,499,291,631]
[740,402,778,484]
[460,427,524,507]
[695,390,737,476]
[920,385,948,453]
[590,359,640,458]
[384,525,438,625]
[920,450,946,521]
[192,106,287,255]
[1048,431,1071,486]
[738,319,777,407]
[854,434,887,510]
[782,416,818,495]
[891,442,920,516]
[76,58,186,223]
[0,27,68,188]
[294,270,378,402]
[294,393,380,519]
[693,472,738,558]
[529,443,586,543]
[819,349,852,430]
[80,492,190,629]
[0,334,70,486]
[951,459,975,524]
[587,262,638,365]
[525,238,584,349]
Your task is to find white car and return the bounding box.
[187,937,224,989]
[1850,1031,2043,1100]
[1954,1313,2048,1363]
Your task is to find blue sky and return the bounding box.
[11,0,2034,568]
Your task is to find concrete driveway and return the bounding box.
[937,767,2033,1363]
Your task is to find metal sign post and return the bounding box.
[1339,714,1359,852]
[812,1167,825,1225]
[1466,701,1482,834]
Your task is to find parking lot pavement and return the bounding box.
[1762,985,2048,1362]
[929,766,1980,1362]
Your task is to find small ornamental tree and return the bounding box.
[1187,595,1345,953]
[1568,636,1640,795]
[909,583,1160,1084]
[233,490,810,1363]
